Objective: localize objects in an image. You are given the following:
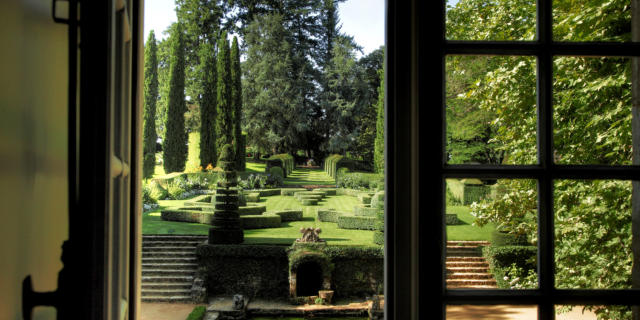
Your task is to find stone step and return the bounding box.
[446,241,490,247]
[142,282,192,290]
[446,279,497,287]
[142,252,196,258]
[142,240,203,247]
[142,275,194,283]
[141,295,193,303]
[141,288,191,297]
[142,269,197,277]
[447,284,497,289]
[446,267,490,274]
[446,261,489,268]
[142,246,198,252]
[142,263,198,270]
[447,272,494,280]
[142,257,197,264]
[446,257,485,262]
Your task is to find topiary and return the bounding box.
[269,166,284,178]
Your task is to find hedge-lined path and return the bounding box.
[445,241,497,289]
[283,167,336,186]
[141,235,207,302]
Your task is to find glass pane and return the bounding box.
[553,0,631,42]
[446,305,538,319]
[553,57,631,165]
[554,180,633,290]
[446,0,536,41]
[556,305,632,320]
[446,56,537,165]
[446,179,538,290]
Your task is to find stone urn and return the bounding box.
[318,290,334,304]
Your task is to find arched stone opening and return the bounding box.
[289,251,332,299]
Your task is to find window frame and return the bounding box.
[426,0,640,319]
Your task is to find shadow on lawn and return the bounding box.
[242,237,350,245]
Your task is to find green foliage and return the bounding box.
[269,166,284,179]
[316,209,343,223]
[336,172,383,190]
[270,210,303,222]
[148,181,169,201]
[337,216,377,230]
[265,153,294,176]
[142,182,158,204]
[240,215,281,229]
[373,68,385,174]
[231,36,244,171]
[216,32,233,156]
[199,41,217,168]
[143,30,159,179]
[163,23,188,173]
[185,306,206,320]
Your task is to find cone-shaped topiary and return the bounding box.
[209,143,243,244]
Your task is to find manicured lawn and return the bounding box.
[143,194,375,246]
[445,205,496,241]
[245,161,266,173]
[283,168,336,186]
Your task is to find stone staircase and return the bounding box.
[446,241,497,289]
[141,235,207,303]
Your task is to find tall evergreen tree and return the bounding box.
[163,23,188,173]
[230,36,244,171]
[374,68,385,174]
[216,32,233,157]
[143,30,159,179]
[199,42,218,168]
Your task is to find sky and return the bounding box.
[143,0,385,56]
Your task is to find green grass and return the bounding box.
[445,205,496,241]
[245,161,266,173]
[143,193,375,246]
[283,168,336,186]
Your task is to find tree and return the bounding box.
[243,13,300,154]
[199,41,218,168]
[163,23,188,173]
[216,32,233,157]
[230,36,244,171]
[373,68,385,174]
[143,30,159,179]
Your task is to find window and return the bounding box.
[407,0,640,319]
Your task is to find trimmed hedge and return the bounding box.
[243,188,281,197]
[446,178,494,205]
[370,191,384,209]
[491,230,530,246]
[265,153,294,177]
[246,192,260,202]
[337,172,384,190]
[301,199,318,206]
[337,216,377,230]
[335,188,361,197]
[269,210,303,222]
[445,213,460,225]
[281,188,308,196]
[373,231,384,245]
[316,209,346,222]
[482,245,537,270]
[314,188,337,195]
[354,205,379,217]
[183,194,213,207]
[161,208,213,224]
[238,204,267,216]
[324,154,345,179]
[240,214,281,229]
[324,154,373,179]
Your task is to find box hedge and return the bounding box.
[324,154,373,180]
[301,199,318,206]
[354,205,379,217]
[313,188,337,195]
[269,210,303,222]
[482,245,537,270]
[357,193,372,204]
[246,192,260,202]
[265,154,294,177]
[316,209,346,222]
[445,213,460,225]
[238,204,267,216]
[161,208,213,224]
[337,216,377,230]
[281,188,308,196]
[240,215,281,229]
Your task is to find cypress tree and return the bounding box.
[163,23,188,173]
[199,42,218,168]
[143,30,159,179]
[215,32,233,162]
[374,69,385,174]
[230,36,244,171]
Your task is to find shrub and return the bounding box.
[265,173,283,187]
[240,215,281,229]
[161,208,213,224]
[314,188,337,196]
[186,306,206,320]
[482,245,537,270]
[148,181,169,200]
[354,205,379,217]
[246,192,260,202]
[317,209,343,222]
[166,178,188,199]
[337,216,377,230]
[142,182,158,204]
[370,191,385,209]
[269,166,284,178]
[373,231,384,245]
[358,193,372,204]
[265,153,294,176]
[491,230,530,246]
[239,174,266,189]
[337,172,384,190]
[281,188,307,196]
[238,204,267,215]
[445,213,460,225]
[270,210,303,221]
